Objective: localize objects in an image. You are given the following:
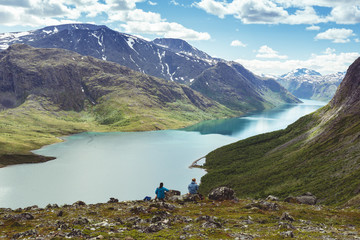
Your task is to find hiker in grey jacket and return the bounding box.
[188,178,199,194]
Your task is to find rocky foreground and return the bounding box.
[1,188,360,239]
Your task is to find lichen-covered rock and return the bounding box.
[208,187,235,201]
[281,212,295,222]
[266,195,279,201]
[285,192,317,205]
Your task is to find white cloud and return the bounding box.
[315,28,355,43]
[195,0,360,24]
[0,0,211,41]
[231,40,246,47]
[148,1,157,6]
[306,25,320,31]
[323,48,335,54]
[170,0,179,6]
[121,21,211,40]
[235,50,359,76]
[194,0,230,19]
[256,45,287,59]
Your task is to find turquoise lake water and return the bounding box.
[0,99,326,208]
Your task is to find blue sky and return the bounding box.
[0,0,359,76]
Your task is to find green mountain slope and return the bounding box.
[200,57,360,206]
[191,62,300,112]
[0,44,236,167]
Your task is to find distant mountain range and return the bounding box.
[276,68,345,101]
[0,23,300,113]
[201,58,360,205]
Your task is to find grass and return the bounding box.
[200,104,360,206]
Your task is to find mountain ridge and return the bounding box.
[276,68,345,101]
[0,23,300,112]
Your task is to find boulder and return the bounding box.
[284,192,317,205]
[107,197,119,203]
[165,190,181,200]
[208,187,235,201]
[266,195,279,201]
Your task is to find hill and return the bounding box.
[200,58,360,206]
[0,44,235,167]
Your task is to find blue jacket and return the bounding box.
[155,187,169,199]
[188,181,199,194]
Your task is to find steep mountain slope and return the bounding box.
[200,58,360,205]
[152,38,213,61]
[191,62,300,112]
[0,24,214,84]
[0,44,235,167]
[276,68,344,101]
[0,24,300,113]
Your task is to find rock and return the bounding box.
[73,217,90,225]
[73,200,86,207]
[12,229,38,239]
[208,186,236,201]
[4,213,35,221]
[245,200,279,211]
[24,205,39,211]
[66,229,86,238]
[280,212,295,222]
[284,192,317,205]
[165,190,181,200]
[266,195,279,201]
[149,202,176,210]
[46,204,59,209]
[143,222,168,233]
[130,206,148,214]
[280,231,294,238]
[55,220,69,230]
[279,222,296,230]
[57,211,64,217]
[196,215,222,228]
[107,197,119,203]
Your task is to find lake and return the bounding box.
[0,99,326,208]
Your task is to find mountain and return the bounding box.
[0,44,235,167]
[200,58,360,205]
[0,23,300,112]
[191,62,300,112]
[276,68,345,101]
[0,24,214,84]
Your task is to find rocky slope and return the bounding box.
[276,68,345,101]
[200,58,360,206]
[0,44,235,167]
[1,195,360,239]
[0,24,300,112]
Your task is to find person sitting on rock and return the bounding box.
[188,178,199,194]
[155,182,169,201]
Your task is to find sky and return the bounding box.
[0,0,359,76]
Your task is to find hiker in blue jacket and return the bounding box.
[155,182,169,201]
[188,178,199,194]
